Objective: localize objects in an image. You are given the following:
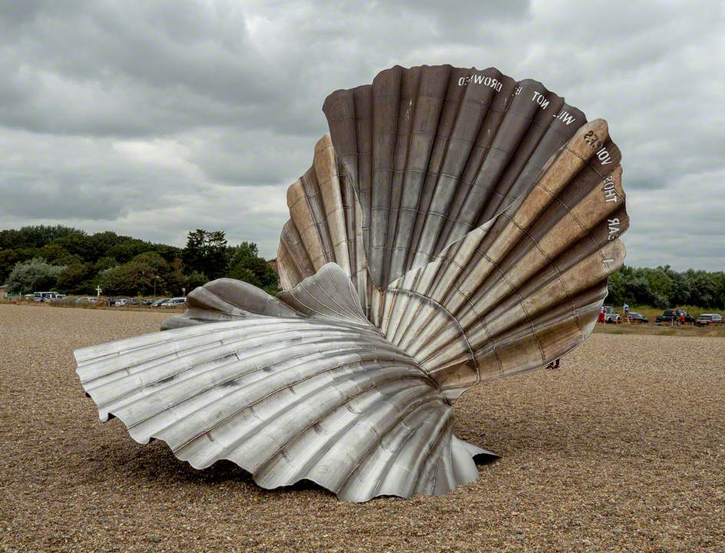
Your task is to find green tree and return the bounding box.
[0,249,20,284]
[152,244,184,264]
[55,253,84,266]
[227,242,260,270]
[49,230,94,260]
[39,244,70,265]
[0,225,79,250]
[6,258,64,294]
[97,252,177,296]
[14,247,42,263]
[606,265,725,310]
[182,229,228,280]
[227,256,278,291]
[227,265,261,287]
[131,251,169,274]
[165,258,186,296]
[56,263,96,295]
[94,257,118,272]
[107,239,150,264]
[184,271,209,293]
[86,231,125,262]
[98,264,152,296]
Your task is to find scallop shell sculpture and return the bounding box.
[74,65,628,502]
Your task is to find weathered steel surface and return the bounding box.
[276,135,371,312]
[76,263,494,502]
[322,65,587,289]
[75,64,627,502]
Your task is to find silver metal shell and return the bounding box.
[74,64,628,502]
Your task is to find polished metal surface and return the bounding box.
[75,64,628,502]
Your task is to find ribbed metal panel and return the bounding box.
[75,64,627,502]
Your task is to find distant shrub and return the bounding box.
[6,258,64,294]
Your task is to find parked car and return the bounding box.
[114,298,128,307]
[603,305,621,324]
[628,312,649,324]
[151,298,169,307]
[695,313,723,327]
[655,309,695,325]
[142,298,156,306]
[161,297,186,308]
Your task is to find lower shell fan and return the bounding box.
[75,64,627,502]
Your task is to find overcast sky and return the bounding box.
[1,1,723,270]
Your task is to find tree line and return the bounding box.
[1,225,278,297]
[2,225,724,309]
[606,265,725,310]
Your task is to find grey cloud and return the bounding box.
[0,0,723,269]
[0,130,202,220]
[187,129,313,187]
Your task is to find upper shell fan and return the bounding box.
[322,64,587,289]
[276,115,628,399]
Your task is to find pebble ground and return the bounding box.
[1,304,723,552]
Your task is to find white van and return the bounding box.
[34,292,61,302]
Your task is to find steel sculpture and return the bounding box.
[75,65,628,502]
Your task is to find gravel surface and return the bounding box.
[1,304,723,552]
